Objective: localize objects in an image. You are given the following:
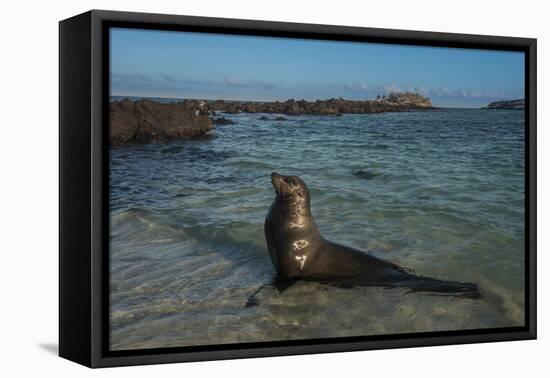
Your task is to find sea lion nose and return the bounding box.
[271,172,283,187]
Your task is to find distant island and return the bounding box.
[110,92,433,145]
[207,92,432,115]
[482,99,525,110]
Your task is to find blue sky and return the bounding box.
[110,27,525,107]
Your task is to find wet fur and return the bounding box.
[251,172,482,306]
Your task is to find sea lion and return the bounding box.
[263,172,481,298]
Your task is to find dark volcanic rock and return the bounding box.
[482,99,525,110]
[259,116,288,121]
[206,92,433,116]
[110,99,213,145]
[109,93,434,145]
[353,170,377,180]
[211,116,235,125]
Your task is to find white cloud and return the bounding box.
[430,87,513,99]
[112,73,518,100]
[382,83,402,94]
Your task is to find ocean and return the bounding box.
[109,107,525,350]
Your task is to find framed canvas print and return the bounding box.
[59,10,536,368]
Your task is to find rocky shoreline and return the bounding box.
[109,99,213,146]
[210,92,432,115]
[110,92,433,145]
[481,99,525,110]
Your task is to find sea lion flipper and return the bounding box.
[245,283,268,308]
[245,294,260,307]
[244,276,298,308]
[264,216,279,272]
[270,276,298,293]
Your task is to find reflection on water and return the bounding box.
[109,109,525,350]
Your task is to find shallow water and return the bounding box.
[109,108,525,350]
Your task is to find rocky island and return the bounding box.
[110,92,433,145]
[482,99,525,110]
[110,99,213,145]
[209,92,432,115]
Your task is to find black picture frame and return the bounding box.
[59,9,537,368]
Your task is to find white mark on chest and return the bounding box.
[292,240,309,270]
[295,255,307,270]
[292,240,309,250]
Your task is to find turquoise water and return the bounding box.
[109,108,525,351]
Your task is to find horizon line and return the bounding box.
[110,92,523,109]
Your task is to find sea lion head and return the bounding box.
[271,172,310,205]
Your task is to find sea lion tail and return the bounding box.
[402,275,482,299]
